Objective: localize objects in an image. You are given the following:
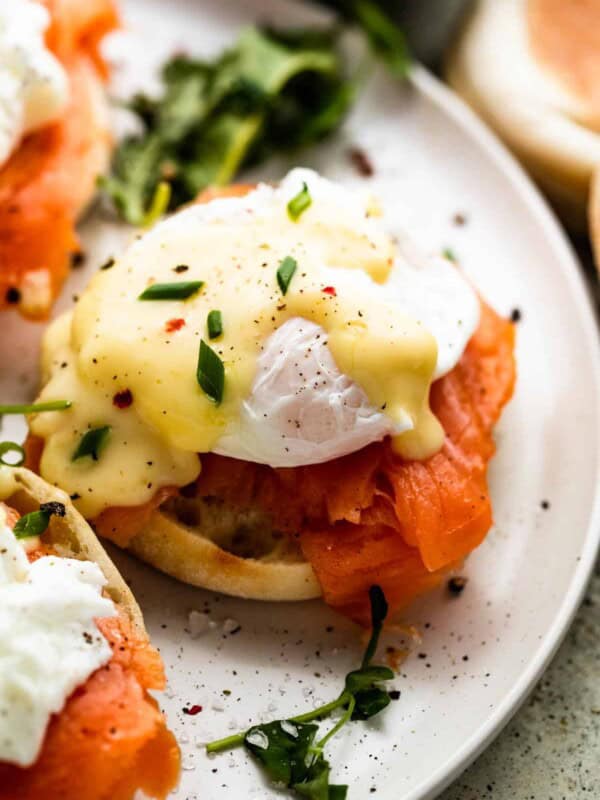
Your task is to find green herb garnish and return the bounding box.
[442,248,457,263]
[142,180,172,227]
[0,441,25,466]
[287,182,312,221]
[72,426,111,462]
[206,586,393,799]
[197,340,224,404]
[138,281,204,301]
[277,256,297,295]
[13,502,66,540]
[207,310,223,339]
[316,0,410,77]
[0,400,72,415]
[101,27,359,225]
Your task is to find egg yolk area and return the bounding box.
[30,176,446,518]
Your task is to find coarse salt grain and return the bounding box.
[188,610,210,638]
[223,618,240,634]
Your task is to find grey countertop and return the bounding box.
[440,560,599,799]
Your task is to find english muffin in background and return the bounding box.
[446,0,600,230]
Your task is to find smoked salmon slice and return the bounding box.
[195,301,516,623]
[0,0,118,318]
[0,591,180,800]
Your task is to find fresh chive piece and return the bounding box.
[138,281,204,301]
[443,247,457,263]
[197,340,224,404]
[276,256,297,296]
[72,426,111,462]
[287,182,312,221]
[13,502,66,540]
[0,441,25,466]
[14,510,51,539]
[0,400,72,415]
[207,310,223,340]
[142,180,171,227]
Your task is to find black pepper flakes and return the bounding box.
[70,250,86,269]
[510,307,522,323]
[5,287,20,305]
[40,501,66,518]
[448,576,468,596]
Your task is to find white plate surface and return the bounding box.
[1,1,600,798]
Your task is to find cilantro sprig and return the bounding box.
[206,586,394,799]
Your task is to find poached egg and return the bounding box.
[31,169,479,517]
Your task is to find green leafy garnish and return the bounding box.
[13,502,66,540]
[207,310,223,339]
[197,340,225,404]
[0,441,25,466]
[287,182,312,221]
[72,426,111,462]
[315,0,410,77]
[277,256,297,295]
[0,400,72,415]
[138,281,204,301]
[206,585,393,799]
[102,27,358,224]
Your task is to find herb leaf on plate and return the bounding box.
[102,27,356,225]
[206,584,394,798]
[312,0,410,76]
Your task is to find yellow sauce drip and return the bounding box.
[30,179,443,518]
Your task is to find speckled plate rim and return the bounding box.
[408,65,600,800]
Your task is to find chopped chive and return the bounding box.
[14,510,51,539]
[0,441,25,466]
[100,257,115,271]
[72,426,111,462]
[276,256,297,296]
[207,310,223,340]
[0,400,72,415]
[287,182,312,221]
[197,340,224,404]
[142,181,171,227]
[12,502,66,539]
[138,281,204,301]
[443,247,457,263]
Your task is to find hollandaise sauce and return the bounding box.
[30,170,453,517]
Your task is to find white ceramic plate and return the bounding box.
[2,1,600,798]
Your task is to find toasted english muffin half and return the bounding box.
[118,495,322,602]
[446,0,600,230]
[1,466,144,634]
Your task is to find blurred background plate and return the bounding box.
[1,1,600,798]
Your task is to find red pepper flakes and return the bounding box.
[165,317,186,333]
[183,704,203,716]
[113,389,133,409]
[322,286,337,297]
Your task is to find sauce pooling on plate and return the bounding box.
[31,169,479,517]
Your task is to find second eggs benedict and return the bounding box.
[26,169,515,623]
